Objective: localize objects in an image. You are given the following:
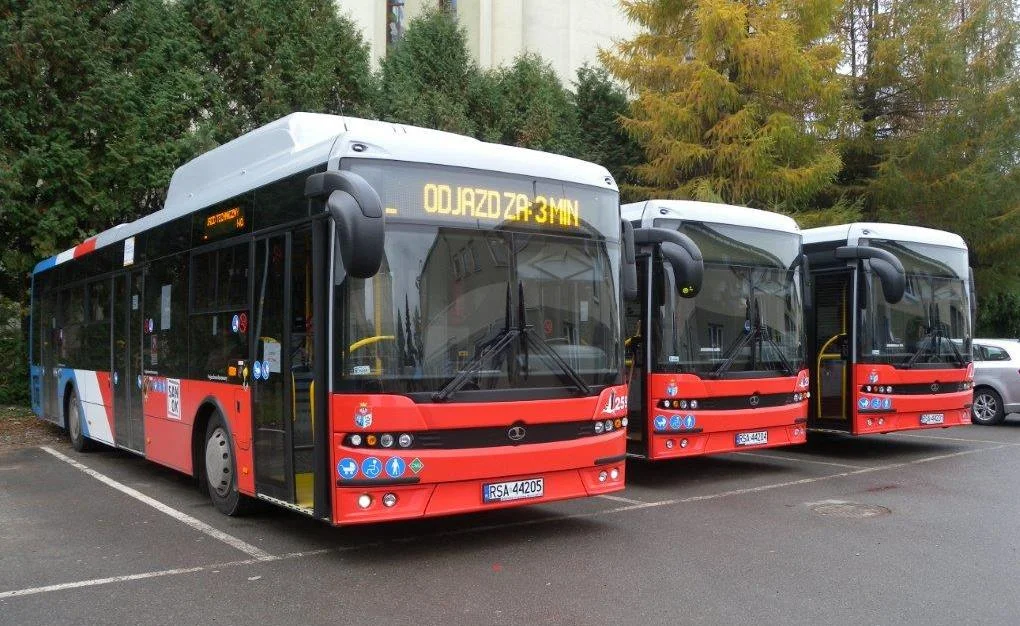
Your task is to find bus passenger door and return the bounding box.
[625,256,650,455]
[811,272,851,429]
[113,269,145,452]
[251,228,315,509]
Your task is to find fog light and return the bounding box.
[594,421,604,434]
[349,434,363,446]
[621,417,628,427]
[598,471,608,482]
[866,418,874,426]
[680,438,689,448]
[382,493,397,507]
[679,400,688,409]
[690,400,698,409]
[878,418,885,425]
[357,494,372,509]
[665,439,675,449]
[609,468,619,480]
[380,434,394,448]
[398,433,413,448]
[604,419,613,432]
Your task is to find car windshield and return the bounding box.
[335,161,622,398]
[859,240,972,367]
[650,221,805,377]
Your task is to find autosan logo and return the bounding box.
[749,394,760,407]
[602,389,628,415]
[507,425,527,442]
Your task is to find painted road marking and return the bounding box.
[595,494,647,505]
[0,550,329,600]
[732,451,865,469]
[40,446,273,561]
[7,440,1017,601]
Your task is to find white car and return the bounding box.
[971,338,1020,425]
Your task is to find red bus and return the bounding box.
[622,200,810,460]
[802,223,975,434]
[28,114,631,524]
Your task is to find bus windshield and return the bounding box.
[651,222,805,377]
[860,241,972,367]
[336,160,622,397]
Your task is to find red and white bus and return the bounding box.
[622,200,809,460]
[802,223,975,434]
[29,113,630,524]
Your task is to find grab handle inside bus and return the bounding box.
[834,245,905,304]
[634,227,703,297]
[305,171,384,279]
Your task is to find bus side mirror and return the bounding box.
[835,245,905,304]
[621,220,638,302]
[306,171,384,279]
[791,252,812,310]
[634,227,704,298]
[968,267,977,323]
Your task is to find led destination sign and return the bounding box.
[419,183,580,228]
[346,160,620,238]
[199,205,247,241]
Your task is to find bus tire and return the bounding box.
[204,413,255,516]
[67,389,94,452]
[971,387,1005,425]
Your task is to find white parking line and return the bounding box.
[595,494,647,505]
[0,550,329,600]
[9,440,1017,601]
[884,432,1011,445]
[731,451,865,469]
[40,446,274,561]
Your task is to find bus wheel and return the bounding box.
[972,388,1005,425]
[67,389,93,452]
[204,413,254,516]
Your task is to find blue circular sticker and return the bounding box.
[654,415,668,431]
[361,457,382,479]
[262,360,271,380]
[385,457,406,478]
[683,415,696,429]
[252,361,263,380]
[231,314,240,333]
[669,415,681,430]
[337,458,358,480]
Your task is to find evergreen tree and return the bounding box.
[181,0,375,141]
[492,53,582,156]
[377,7,479,134]
[601,0,844,212]
[572,64,643,198]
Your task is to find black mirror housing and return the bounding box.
[835,245,905,304]
[306,171,385,279]
[634,227,704,298]
[621,220,638,301]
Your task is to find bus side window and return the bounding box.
[189,242,250,379]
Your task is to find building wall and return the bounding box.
[338,0,638,84]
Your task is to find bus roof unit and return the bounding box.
[622,199,800,233]
[802,222,967,250]
[35,113,616,274]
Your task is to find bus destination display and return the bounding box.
[201,206,247,241]
[411,183,582,229]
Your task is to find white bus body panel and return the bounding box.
[622,200,800,234]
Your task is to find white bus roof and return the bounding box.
[36,113,617,274]
[801,222,967,250]
[622,200,800,234]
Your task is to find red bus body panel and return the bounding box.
[642,371,809,460]
[329,385,629,525]
[850,364,972,435]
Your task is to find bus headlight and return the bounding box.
[357,494,372,509]
[398,433,413,448]
[382,493,398,507]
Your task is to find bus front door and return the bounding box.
[810,272,852,430]
[251,228,316,509]
[113,269,145,452]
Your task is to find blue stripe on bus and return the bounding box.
[33,256,57,274]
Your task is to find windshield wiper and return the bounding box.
[757,320,796,376]
[516,281,590,395]
[904,323,966,368]
[433,284,516,402]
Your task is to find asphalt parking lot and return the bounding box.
[3,417,1020,625]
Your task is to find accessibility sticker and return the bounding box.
[361,457,382,480]
[669,415,681,430]
[654,415,668,431]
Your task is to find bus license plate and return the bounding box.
[736,430,768,446]
[482,478,544,503]
[920,413,945,425]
